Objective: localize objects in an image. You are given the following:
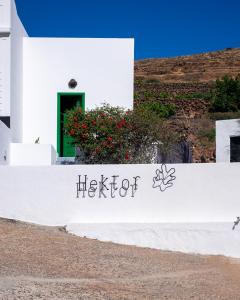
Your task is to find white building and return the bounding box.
[216,119,240,163]
[0,0,134,165]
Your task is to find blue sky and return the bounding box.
[15,0,240,60]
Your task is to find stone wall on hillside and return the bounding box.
[134,81,212,118]
[134,80,213,97]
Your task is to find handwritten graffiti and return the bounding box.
[232,217,240,230]
[76,175,140,198]
[153,164,176,192]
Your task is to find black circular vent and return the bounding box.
[68,79,77,89]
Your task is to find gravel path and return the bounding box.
[0,218,240,299]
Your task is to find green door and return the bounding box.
[57,93,85,157]
[63,113,75,157]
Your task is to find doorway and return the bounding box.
[57,93,85,157]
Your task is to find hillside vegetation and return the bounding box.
[134,48,240,162]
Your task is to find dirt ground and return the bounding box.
[0,218,240,300]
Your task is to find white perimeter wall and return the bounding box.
[0,163,239,226]
[0,120,10,164]
[216,119,240,162]
[22,38,134,150]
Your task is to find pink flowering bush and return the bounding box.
[65,104,176,164]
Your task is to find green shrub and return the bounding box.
[144,90,155,99]
[136,90,170,101]
[158,92,170,99]
[137,102,176,118]
[198,128,215,142]
[145,78,160,84]
[134,91,140,99]
[209,74,240,112]
[135,78,144,86]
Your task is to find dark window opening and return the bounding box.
[230,136,240,162]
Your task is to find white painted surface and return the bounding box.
[0,120,10,164]
[0,34,10,116]
[216,119,240,162]
[10,143,56,165]
[0,163,239,225]
[0,0,27,120]
[22,38,134,152]
[10,0,27,142]
[0,0,11,29]
[1,0,134,150]
[67,223,240,258]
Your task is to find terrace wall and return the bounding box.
[0,163,239,225]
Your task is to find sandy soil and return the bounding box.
[0,218,240,300]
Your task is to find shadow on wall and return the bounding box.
[0,121,10,165]
[156,141,192,164]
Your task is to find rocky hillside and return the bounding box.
[134,48,240,163]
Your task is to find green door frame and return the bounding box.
[57,92,85,157]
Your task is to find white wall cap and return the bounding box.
[0,27,10,32]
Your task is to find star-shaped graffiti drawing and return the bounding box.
[153,164,176,192]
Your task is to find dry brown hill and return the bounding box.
[135,48,240,83]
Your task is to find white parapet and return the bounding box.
[9,143,57,165]
[0,163,240,226]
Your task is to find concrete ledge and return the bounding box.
[10,143,56,165]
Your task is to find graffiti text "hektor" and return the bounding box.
[76,175,141,198]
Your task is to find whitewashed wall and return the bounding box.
[22,38,134,150]
[0,0,11,117]
[0,120,10,164]
[0,163,239,225]
[0,0,10,30]
[0,33,10,117]
[0,0,27,123]
[10,0,27,142]
[216,119,240,162]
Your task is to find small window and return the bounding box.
[230,136,240,162]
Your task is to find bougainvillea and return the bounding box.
[65,105,134,163]
[65,104,178,164]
